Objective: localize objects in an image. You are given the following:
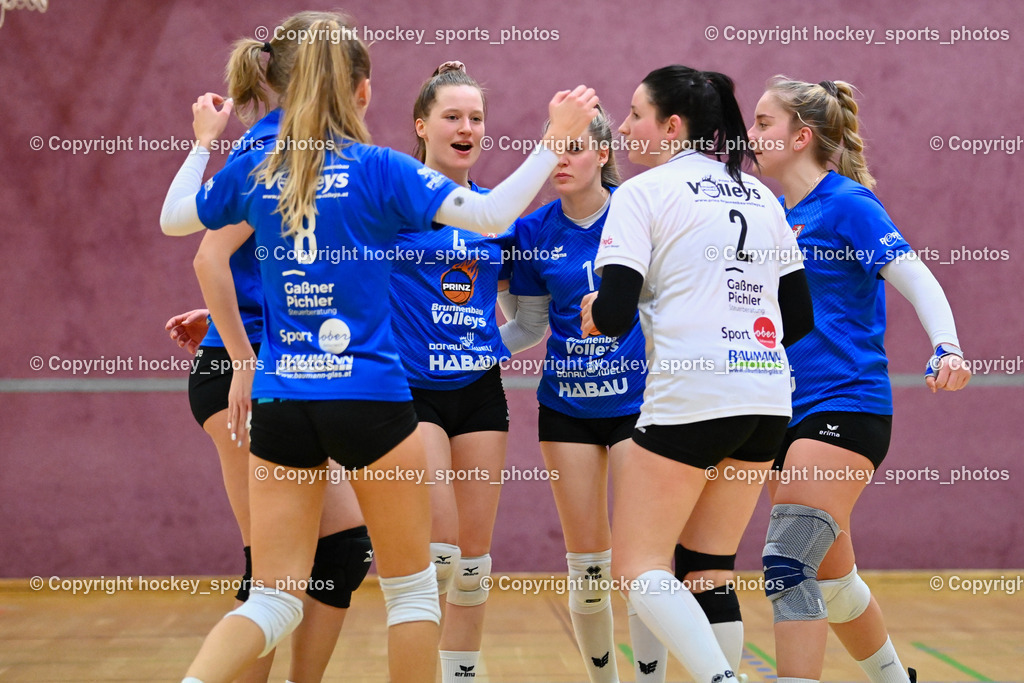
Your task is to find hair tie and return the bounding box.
[261,42,272,53]
[818,80,838,97]
[435,60,465,76]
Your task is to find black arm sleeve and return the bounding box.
[591,265,644,337]
[778,269,814,348]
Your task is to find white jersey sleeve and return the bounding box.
[770,198,804,278]
[593,180,656,278]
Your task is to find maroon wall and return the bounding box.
[1,0,1021,577]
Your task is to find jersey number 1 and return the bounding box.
[582,260,596,292]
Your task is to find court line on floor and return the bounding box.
[911,642,993,682]
[744,641,777,670]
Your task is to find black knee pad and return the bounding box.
[235,545,253,602]
[673,544,736,581]
[693,585,742,624]
[307,526,373,608]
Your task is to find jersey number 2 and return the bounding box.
[729,209,750,262]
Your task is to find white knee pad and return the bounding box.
[567,550,612,615]
[820,564,871,623]
[447,554,492,607]
[227,586,304,657]
[380,564,442,627]
[431,542,462,596]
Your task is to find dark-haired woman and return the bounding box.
[580,65,814,683]
[506,104,658,683]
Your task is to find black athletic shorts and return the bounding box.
[249,398,419,470]
[188,344,261,427]
[411,365,509,437]
[772,410,892,470]
[632,414,791,470]
[538,404,639,447]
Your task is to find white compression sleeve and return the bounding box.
[880,257,960,349]
[434,147,558,233]
[499,294,550,353]
[160,148,210,236]
[496,288,519,321]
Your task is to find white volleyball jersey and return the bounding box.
[594,151,803,426]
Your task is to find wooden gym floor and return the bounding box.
[0,571,1020,682]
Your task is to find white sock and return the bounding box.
[777,678,818,683]
[567,550,618,683]
[569,602,618,683]
[627,598,667,682]
[440,650,481,681]
[857,637,911,683]
[629,570,732,683]
[710,620,744,671]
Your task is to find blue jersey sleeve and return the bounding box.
[497,225,515,281]
[380,149,459,232]
[508,217,548,296]
[833,187,912,278]
[195,155,256,230]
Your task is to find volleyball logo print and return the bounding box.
[441,260,479,304]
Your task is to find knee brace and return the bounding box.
[236,545,253,602]
[819,564,871,623]
[447,554,492,607]
[227,585,304,657]
[430,542,462,596]
[762,503,840,623]
[306,526,373,609]
[380,564,442,627]
[567,550,612,615]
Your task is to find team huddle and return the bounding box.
[159,10,971,683]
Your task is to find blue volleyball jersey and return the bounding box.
[389,182,513,390]
[195,141,458,400]
[202,109,281,348]
[510,192,646,418]
[783,171,913,424]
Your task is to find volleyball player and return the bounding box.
[388,61,512,682]
[164,307,369,683]
[159,11,598,681]
[161,26,375,678]
[747,76,970,683]
[579,65,814,683]
[505,105,663,683]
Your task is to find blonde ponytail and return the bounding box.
[225,38,271,125]
[833,81,875,189]
[254,15,371,238]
